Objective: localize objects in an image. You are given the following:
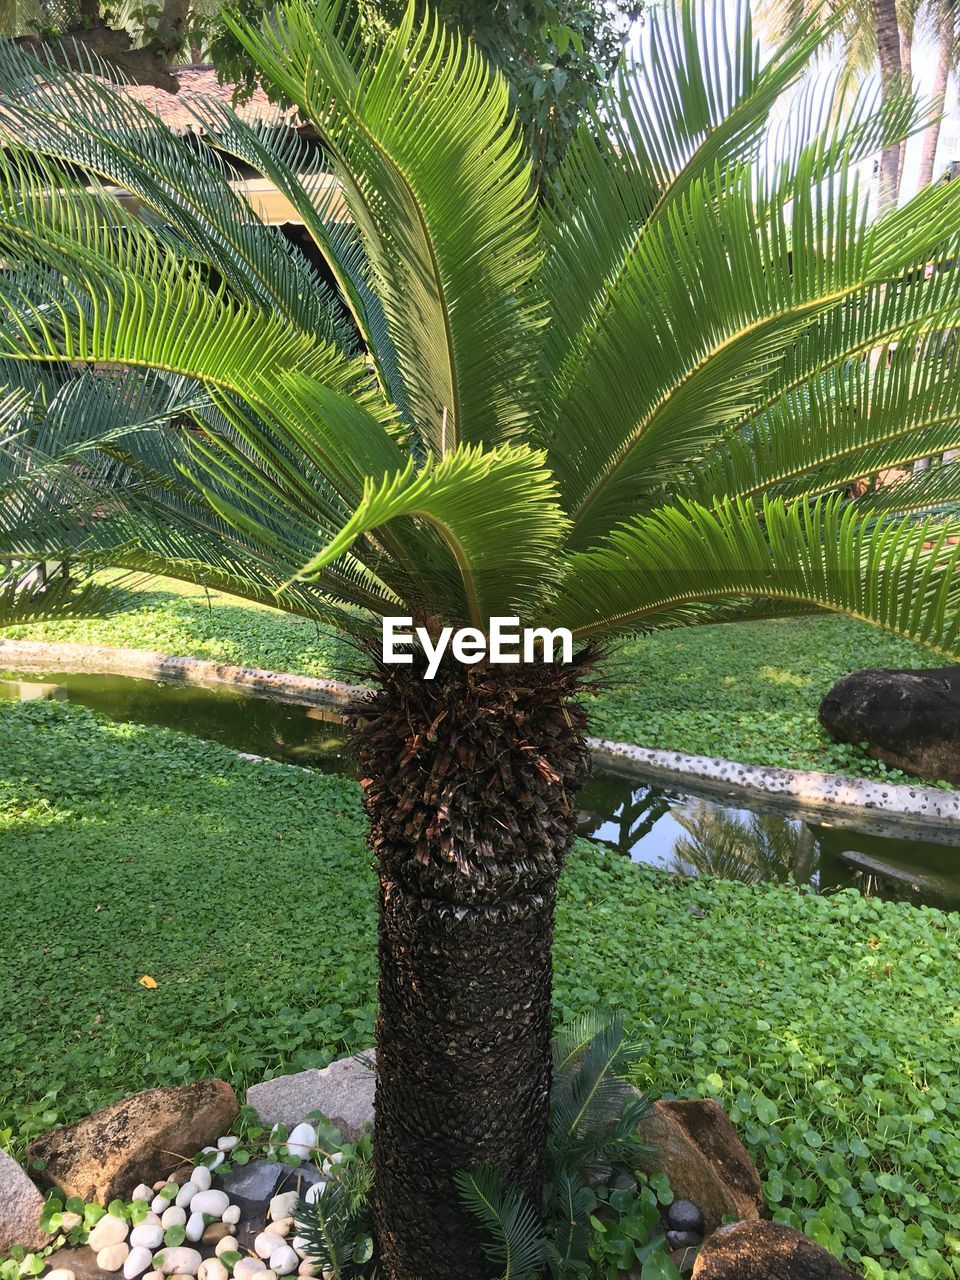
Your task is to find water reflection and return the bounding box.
[578,772,960,910]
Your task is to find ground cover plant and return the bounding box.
[3,579,950,785]
[5,0,960,1270]
[2,699,959,1280]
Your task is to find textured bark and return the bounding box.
[917,18,954,191]
[15,0,190,91]
[351,648,593,1280]
[874,0,905,212]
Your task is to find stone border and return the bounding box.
[2,639,959,833]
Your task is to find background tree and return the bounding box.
[3,1,960,1276]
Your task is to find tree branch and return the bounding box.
[15,0,192,93]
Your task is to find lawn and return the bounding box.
[2,698,959,1280]
[2,578,949,785]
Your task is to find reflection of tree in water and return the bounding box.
[578,774,673,857]
[672,802,820,888]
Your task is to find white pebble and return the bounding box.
[143,1272,164,1280]
[221,1206,241,1226]
[190,1190,229,1218]
[98,1244,130,1273]
[285,1124,316,1162]
[297,1264,315,1278]
[268,1248,298,1277]
[290,1239,310,1260]
[269,1218,293,1238]
[214,1237,238,1259]
[259,1273,277,1280]
[175,1183,198,1210]
[131,1185,154,1203]
[151,1196,168,1214]
[156,1248,202,1277]
[161,1206,187,1229]
[89,1215,131,1251]
[130,1224,165,1251]
[199,1148,226,1170]
[47,1270,77,1280]
[217,1136,240,1152]
[198,1262,229,1280]
[124,1247,153,1279]
[269,1192,299,1223]
[254,1233,285,1260]
[234,1261,267,1280]
[60,1211,83,1232]
[185,1213,205,1243]
[303,1182,327,1205]
[190,1165,212,1192]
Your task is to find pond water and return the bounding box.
[3,669,959,911]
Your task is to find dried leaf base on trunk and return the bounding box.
[352,650,593,1280]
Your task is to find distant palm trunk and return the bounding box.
[874,0,905,212]
[896,31,912,192]
[917,19,954,191]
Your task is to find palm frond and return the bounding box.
[454,1166,546,1280]
[553,496,960,660]
[226,0,542,453]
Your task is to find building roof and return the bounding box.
[116,65,298,135]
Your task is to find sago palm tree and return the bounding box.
[3,1,960,1274]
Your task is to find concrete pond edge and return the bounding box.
[2,639,959,835]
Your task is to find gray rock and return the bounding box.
[607,1170,637,1194]
[667,1200,704,1234]
[666,1229,701,1248]
[246,1053,375,1143]
[0,1149,46,1253]
[218,1162,285,1203]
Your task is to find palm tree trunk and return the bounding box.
[917,17,954,191]
[874,0,905,212]
[352,649,592,1280]
[896,30,913,193]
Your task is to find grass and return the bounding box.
[3,577,951,785]
[2,698,959,1280]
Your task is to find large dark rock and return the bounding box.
[819,666,960,785]
[27,1079,238,1203]
[692,1221,857,1278]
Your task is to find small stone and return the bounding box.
[318,1154,342,1178]
[161,1207,187,1230]
[89,1215,131,1251]
[130,1224,165,1251]
[667,1201,705,1235]
[303,1183,326,1206]
[214,1237,239,1259]
[268,1248,297,1278]
[270,1218,293,1239]
[667,1230,701,1248]
[151,1197,168,1214]
[155,1248,202,1277]
[144,1271,164,1280]
[200,1223,231,1245]
[175,1184,198,1210]
[60,1211,83,1231]
[269,1193,300,1223]
[259,1272,278,1280]
[290,1239,309,1260]
[198,1261,229,1280]
[46,1270,77,1280]
[124,1246,154,1279]
[217,1137,240,1153]
[255,1232,285,1259]
[608,1171,637,1194]
[234,1261,267,1280]
[284,1125,316,1163]
[97,1243,130,1273]
[297,1264,315,1278]
[153,1183,168,1193]
[219,1163,284,1203]
[185,1213,205,1243]
[221,1206,241,1226]
[132,1185,154,1203]
[199,1150,225,1171]
[190,1191,229,1218]
[190,1167,212,1193]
